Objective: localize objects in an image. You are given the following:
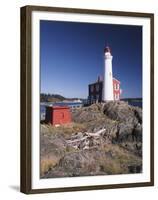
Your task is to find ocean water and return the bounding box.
[127,101,142,108]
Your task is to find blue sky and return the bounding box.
[40,20,142,98]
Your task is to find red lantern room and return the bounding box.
[45,106,71,126]
[104,46,111,53]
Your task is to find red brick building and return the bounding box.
[88,76,122,104]
[45,106,71,126]
[113,78,121,100]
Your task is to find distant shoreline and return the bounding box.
[121,98,142,102]
[40,93,142,104]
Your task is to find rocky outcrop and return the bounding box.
[101,102,142,156]
[43,147,142,178]
[41,101,142,178]
[103,101,136,121]
[72,101,142,145]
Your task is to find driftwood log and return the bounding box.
[66,128,107,149]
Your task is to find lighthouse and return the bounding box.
[103,46,114,101]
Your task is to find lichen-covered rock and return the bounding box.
[43,146,142,178]
[41,101,142,178]
[103,101,142,124]
[72,104,105,123]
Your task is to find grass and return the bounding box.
[40,157,59,176]
[41,122,86,137]
[100,158,123,174]
[99,144,142,174]
[40,142,142,176]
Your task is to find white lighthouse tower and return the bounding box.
[103,46,114,101]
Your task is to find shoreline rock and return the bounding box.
[41,101,142,178]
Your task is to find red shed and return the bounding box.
[45,106,71,126]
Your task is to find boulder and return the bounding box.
[103,101,140,123]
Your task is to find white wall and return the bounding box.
[0,0,157,199]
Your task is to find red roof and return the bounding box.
[113,77,120,83]
[104,46,111,53]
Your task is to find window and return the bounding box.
[90,85,94,92]
[114,83,119,90]
[96,94,99,100]
[114,84,116,90]
[115,93,119,100]
[96,84,99,92]
[117,84,119,90]
[114,93,119,100]
[90,95,94,104]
